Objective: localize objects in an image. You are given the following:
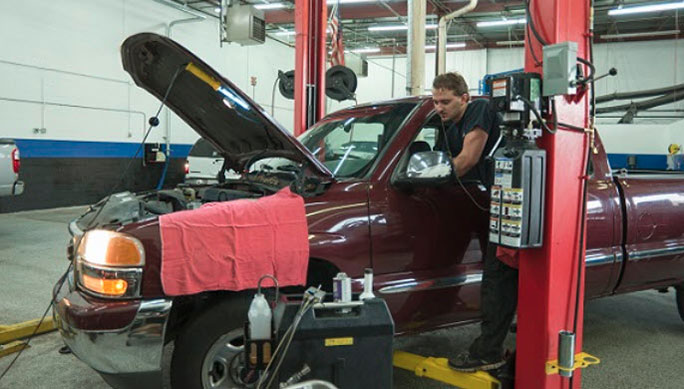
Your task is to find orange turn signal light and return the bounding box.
[81,273,128,296]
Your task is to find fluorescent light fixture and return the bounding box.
[425,43,466,50]
[496,40,525,45]
[476,18,526,28]
[608,1,684,16]
[601,29,680,39]
[368,23,437,32]
[368,25,407,32]
[350,47,381,54]
[214,7,221,13]
[254,2,286,9]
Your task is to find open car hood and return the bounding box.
[121,33,332,179]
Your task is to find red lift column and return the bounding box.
[294,0,327,136]
[516,1,591,388]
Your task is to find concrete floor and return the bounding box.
[1,207,683,388]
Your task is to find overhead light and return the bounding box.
[368,25,406,32]
[349,47,381,54]
[214,7,221,13]
[608,1,684,16]
[254,2,286,10]
[425,43,466,50]
[368,23,437,32]
[476,18,526,28]
[496,40,525,46]
[601,29,680,39]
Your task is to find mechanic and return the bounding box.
[431,72,514,372]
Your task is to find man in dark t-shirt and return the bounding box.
[432,74,501,184]
[432,72,515,373]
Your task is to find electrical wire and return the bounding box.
[271,76,279,116]
[256,295,316,389]
[83,64,186,232]
[0,262,72,383]
[0,64,186,384]
[569,1,595,385]
[568,117,592,388]
[516,95,555,134]
[575,57,596,86]
[524,0,543,66]
[525,0,549,46]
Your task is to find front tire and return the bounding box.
[170,295,252,389]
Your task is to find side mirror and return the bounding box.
[394,151,454,188]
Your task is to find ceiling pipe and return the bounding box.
[407,0,426,96]
[437,0,478,75]
[152,0,209,19]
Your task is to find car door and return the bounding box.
[368,111,489,333]
[615,174,684,292]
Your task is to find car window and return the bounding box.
[189,138,220,158]
[298,102,416,178]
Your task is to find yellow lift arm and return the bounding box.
[393,350,501,389]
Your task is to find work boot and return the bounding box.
[448,352,506,372]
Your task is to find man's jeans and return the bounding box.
[469,243,518,361]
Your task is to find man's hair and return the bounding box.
[432,72,469,96]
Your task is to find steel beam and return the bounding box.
[265,2,523,24]
[516,0,591,388]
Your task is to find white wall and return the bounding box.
[1,0,682,155]
[0,0,296,147]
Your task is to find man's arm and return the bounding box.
[452,127,488,177]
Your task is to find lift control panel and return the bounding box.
[488,72,547,248]
[489,140,546,248]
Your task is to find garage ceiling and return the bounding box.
[163,0,684,54]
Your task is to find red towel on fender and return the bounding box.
[159,187,309,296]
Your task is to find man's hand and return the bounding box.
[452,127,488,177]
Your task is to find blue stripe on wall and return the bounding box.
[14,139,193,158]
[607,153,668,170]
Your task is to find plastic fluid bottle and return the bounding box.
[248,293,272,340]
[359,268,375,301]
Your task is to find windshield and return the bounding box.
[298,102,416,178]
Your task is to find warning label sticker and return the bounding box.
[492,79,507,98]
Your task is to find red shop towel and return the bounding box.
[159,187,309,296]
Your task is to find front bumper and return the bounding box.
[52,270,172,389]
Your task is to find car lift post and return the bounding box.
[293,0,327,136]
[516,0,592,388]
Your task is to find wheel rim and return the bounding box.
[201,328,244,389]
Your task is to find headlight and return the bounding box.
[74,230,145,298]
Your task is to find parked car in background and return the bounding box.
[53,33,684,389]
[0,139,23,196]
[184,138,224,185]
